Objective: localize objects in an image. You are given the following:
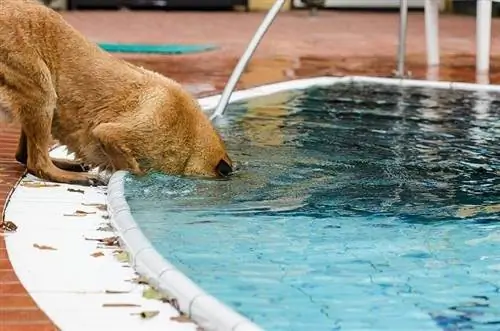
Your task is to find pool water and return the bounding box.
[124,82,500,331]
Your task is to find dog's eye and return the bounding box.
[216,159,233,177]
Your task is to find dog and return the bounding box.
[0,0,233,186]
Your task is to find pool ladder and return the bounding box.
[210,0,496,120]
[209,0,411,120]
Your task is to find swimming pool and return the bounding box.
[122,80,500,331]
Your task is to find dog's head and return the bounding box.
[137,83,234,179]
[92,79,234,179]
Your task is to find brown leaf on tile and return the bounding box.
[169,298,180,311]
[91,251,105,258]
[64,210,96,217]
[21,182,60,188]
[102,303,141,308]
[105,290,130,294]
[82,203,108,211]
[0,221,18,232]
[131,310,160,319]
[126,276,149,285]
[67,188,85,194]
[96,223,114,232]
[170,314,193,323]
[33,243,57,250]
[85,236,119,246]
[102,236,119,246]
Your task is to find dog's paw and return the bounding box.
[51,158,91,173]
[87,175,107,187]
[66,174,106,187]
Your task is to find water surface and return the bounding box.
[125,82,500,331]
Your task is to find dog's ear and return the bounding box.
[92,123,143,174]
[216,159,233,177]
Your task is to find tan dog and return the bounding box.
[0,0,233,186]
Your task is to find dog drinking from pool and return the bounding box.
[0,0,233,186]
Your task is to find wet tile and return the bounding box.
[0,282,26,295]
[0,323,59,331]
[0,258,13,271]
[0,308,49,322]
[0,270,19,283]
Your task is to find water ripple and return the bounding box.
[126,82,500,331]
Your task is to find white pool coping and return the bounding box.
[107,75,500,331]
[4,75,500,331]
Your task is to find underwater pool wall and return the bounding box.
[107,75,500,331]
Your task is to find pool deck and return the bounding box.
[1,8,500,331]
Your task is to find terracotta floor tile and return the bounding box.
[0,259,13,271]
[0,270,19,283]
[0,308,49,321]
[0,248,8,260]
[0,283,25,295]
[0,294,37,308]
[0,322,59,331]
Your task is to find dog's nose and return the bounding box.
[216,159,233,177]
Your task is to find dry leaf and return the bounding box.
[97,224,114,232]
[33,243,57,250]
[91,251,104,258]
[115,251,130,263]
[102,303,141,308]
[127,276,149,285]
[171,314,192,323]
[170,298,180,311]
[131,310,160,319]
[142,287,166,301]
[82,203,108,211]
[67,188,84,194]
[1,221,18,232]
[64,210,96,217]
[105,290,130,294]
[85,236,119,246]
[21,182,60,188]
[101,236,119,246]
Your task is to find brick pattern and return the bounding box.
[0,125,60,331]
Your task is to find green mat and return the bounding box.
[97,43,217,55]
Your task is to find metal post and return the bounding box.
[210,0,286,120]
[396,0,409,78]
[476,0,492,75]
[424,0,440,67]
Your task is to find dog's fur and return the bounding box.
[0,0,233,186]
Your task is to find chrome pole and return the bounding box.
[396,0,409,77]
[210,0,286,120]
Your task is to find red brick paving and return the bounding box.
[0,124,56,331]
[2,8,500,330]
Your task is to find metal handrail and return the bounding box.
[210,0,286,120]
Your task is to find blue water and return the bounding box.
[124,82,500,331]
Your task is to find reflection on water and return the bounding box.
[126,83,500,331]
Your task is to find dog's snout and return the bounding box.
[216,159,233,177]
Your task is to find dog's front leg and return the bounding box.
[15,130,91,172]
[11,87,102,186]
